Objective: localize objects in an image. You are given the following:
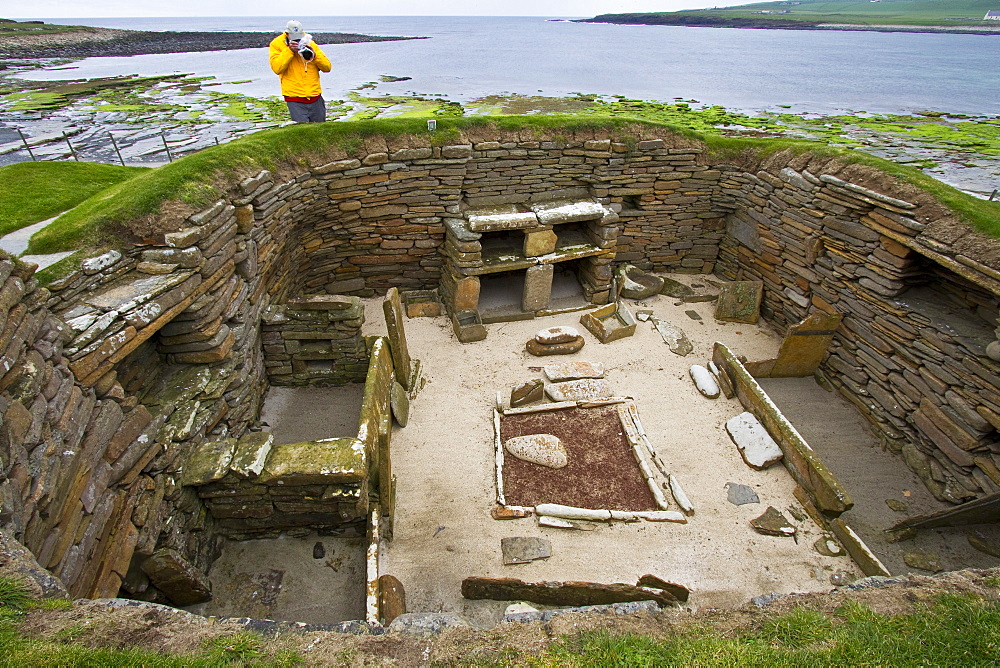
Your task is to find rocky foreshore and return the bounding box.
[0,27,421,59]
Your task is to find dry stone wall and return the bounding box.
[0,127,998,607]
[715,167,1000,504]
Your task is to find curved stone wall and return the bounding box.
[0,126,997,603]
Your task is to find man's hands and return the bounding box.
[288,40,301,53]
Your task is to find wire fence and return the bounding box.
[10,128,223,165]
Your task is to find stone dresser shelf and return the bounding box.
[439,198,620,337]
[471,231,608,276]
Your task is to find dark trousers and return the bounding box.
[286,98,326,123]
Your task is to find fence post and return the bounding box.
[66,136,79,161]
[160,131,173,162]
[108,132,125,166]
[16,129,37,161]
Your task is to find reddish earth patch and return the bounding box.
[500,404,656,510]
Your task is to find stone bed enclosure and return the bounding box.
[0,122,998,624]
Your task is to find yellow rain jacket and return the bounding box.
[269,33,332,100]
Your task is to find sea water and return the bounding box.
[16,16,1000,116]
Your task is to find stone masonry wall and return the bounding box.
[0,127,998,605]
[715,168,1000,504]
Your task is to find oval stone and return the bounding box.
[535,326,581,345]
[504,434,568,469]
[525,337,584,356]
[689,365,720,399]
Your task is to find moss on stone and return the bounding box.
[257,438,366,486]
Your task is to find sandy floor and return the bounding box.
[356,275,866,628]
[201,278,999,627]
[196,533,367,624]
[210,271,998,628]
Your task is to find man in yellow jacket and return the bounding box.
[269,20,332,123]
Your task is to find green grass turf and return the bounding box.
[599,0,1000,27]
[0,162,147,237]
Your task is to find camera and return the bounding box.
[297,33,315,62]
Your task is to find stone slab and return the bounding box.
[257,438,366,486]
[535,326,581,345]
[467,211,538,232]
[180,438,236,486]
[526,337,584,356]
[750,506,797,537]
[390,381,410,428]
[383,288,413,390]
[501,537,552,565]
[544,379,613,402]
[726,411,784,470]
[524,229,557,257]
[522,264,553,312]
[543,360,606,382]
[651,317,692,355]
[492,506,533,520]
[690,365,720,399]
[617,264,664,300]
[378,574,406,626]
[715,281,763,324]
[726,482,760,506]
[287,295,356,311]
[580,303,637,343]
[452,310,487,343]
[140,549,212,606]
[229,432,274,478]
[462,576,682,607]
[511,379,544,408]
[768,312,844,378]
[530,200,606,226]
[830,518,891,577]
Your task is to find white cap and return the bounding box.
[285,20,305,41]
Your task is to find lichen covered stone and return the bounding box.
[257,438,366,486]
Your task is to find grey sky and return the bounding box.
[11,1,725,19]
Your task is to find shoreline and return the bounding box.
[0,26,423,59]
[580,16,1000,36]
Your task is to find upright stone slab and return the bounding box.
[378,574,406,625]
[768,312,843,377]
[522,264,554,312]
[524,230,557,257]
[383,287,414,389]
[715,281,763,324]
[451,275,480,313]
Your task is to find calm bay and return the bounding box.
[20,15,1000,117]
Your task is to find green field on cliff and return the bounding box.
[595,0,1000,27]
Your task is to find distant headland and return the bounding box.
[580,0,1000,36]
[0,19,423,59]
